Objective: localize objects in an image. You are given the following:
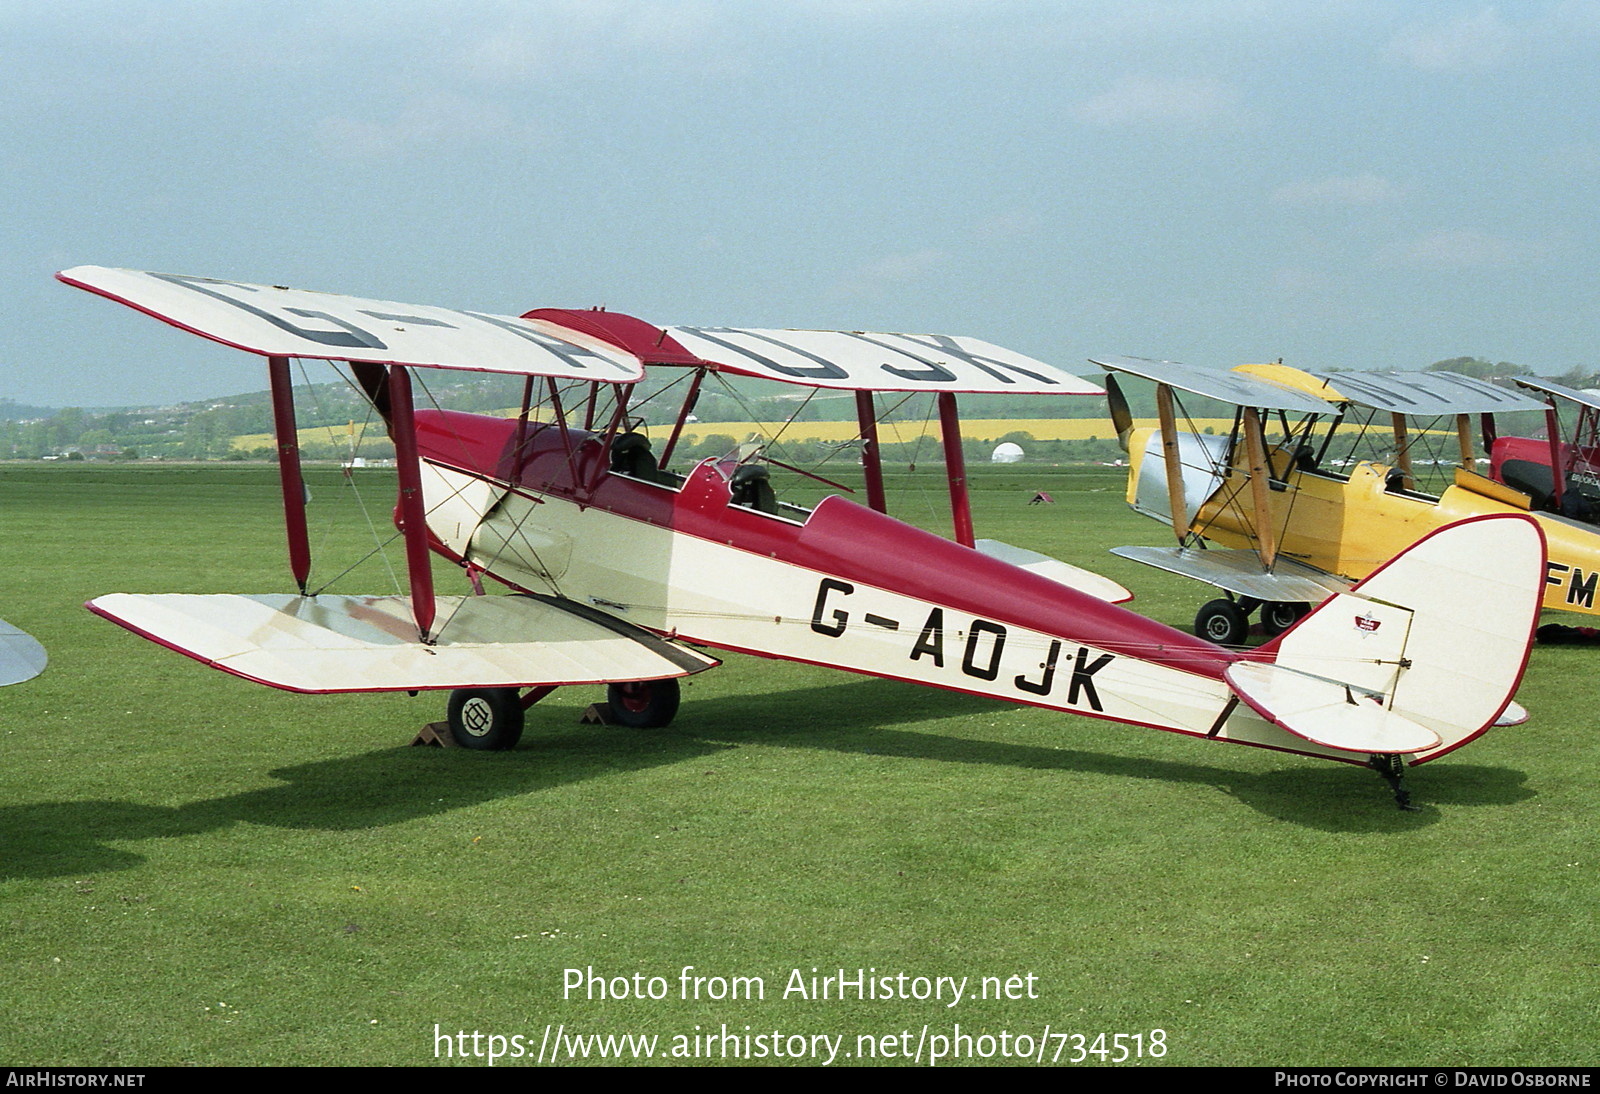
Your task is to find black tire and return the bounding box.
[606,678,681,729]
[446,688,525,750]
[1260,601,1308,636]
[1195,599,1250,646]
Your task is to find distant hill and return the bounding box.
[0,398,59,421]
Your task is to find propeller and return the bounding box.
[1106,374,1134,452]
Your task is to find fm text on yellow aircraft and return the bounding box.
[1094,357,1600,643]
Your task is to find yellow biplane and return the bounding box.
[1093,356,1600,644]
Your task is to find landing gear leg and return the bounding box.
[1368,753,1420,812]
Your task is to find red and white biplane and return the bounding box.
[1490,375,1600,522]
[59,267,1548,808]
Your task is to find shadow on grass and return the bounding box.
[0,676,1534,878]
[0,729,729,879]
[674,676,1536,830]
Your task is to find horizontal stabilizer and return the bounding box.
[0,616,47,686]
[1225,662,1441,753]
[976,539,1131,602]
[57,267,644,382]
[1496,701,1529,727]
[89,593,717,694]
[1243,514,1544,761]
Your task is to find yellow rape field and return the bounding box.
[637,418,1242,444]
[232,416,1239,451]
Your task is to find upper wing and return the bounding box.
[1092,355,1338,413]
[57,267,644,382]
[1319,370,1544,415]
[668,327,1102,395]
[1514,375,1600,413]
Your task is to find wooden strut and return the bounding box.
[1241,406,1278,570]
[1155,384,1188,546]
[1455,413,1475,470]
[938,392,975,547]
[387,366,436,641]
[1391,412,1414,490]
[268,356,311,594]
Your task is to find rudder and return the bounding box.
[1229,514,1545,762]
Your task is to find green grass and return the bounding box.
[0,463,1595,1067]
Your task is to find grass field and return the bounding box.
[1,463,1596,1067]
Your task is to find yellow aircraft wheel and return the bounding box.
[1196,599,1250,646]
[1261,601,1309,637]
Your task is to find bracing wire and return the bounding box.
[291,359,402,597]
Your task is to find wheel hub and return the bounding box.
[460,697,495,737]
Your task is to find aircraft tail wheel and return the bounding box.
[446,688,526,750]
[1260,601,1309,636]
[606,678,681,729]
[1195,599,1249,646]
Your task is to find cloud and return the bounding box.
[830,248,948,300]
[1270,174,1406,206]
[1380,228,1551,269]
[1385,8,1519,72]
[1074,75,1245,130]
[454,0,738,84]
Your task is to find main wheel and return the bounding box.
[606,678,681,729]
[1260,600,1309,636]
[1195,599,1249,646]
[446,688,525,750]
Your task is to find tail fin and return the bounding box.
[1225,514,1544,762]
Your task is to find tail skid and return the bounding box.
[1226,514,1545,766]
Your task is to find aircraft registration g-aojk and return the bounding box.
[59,267,1548,809]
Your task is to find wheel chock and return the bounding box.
[411,721,457,748]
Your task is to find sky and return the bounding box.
[3,0,1597,409]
